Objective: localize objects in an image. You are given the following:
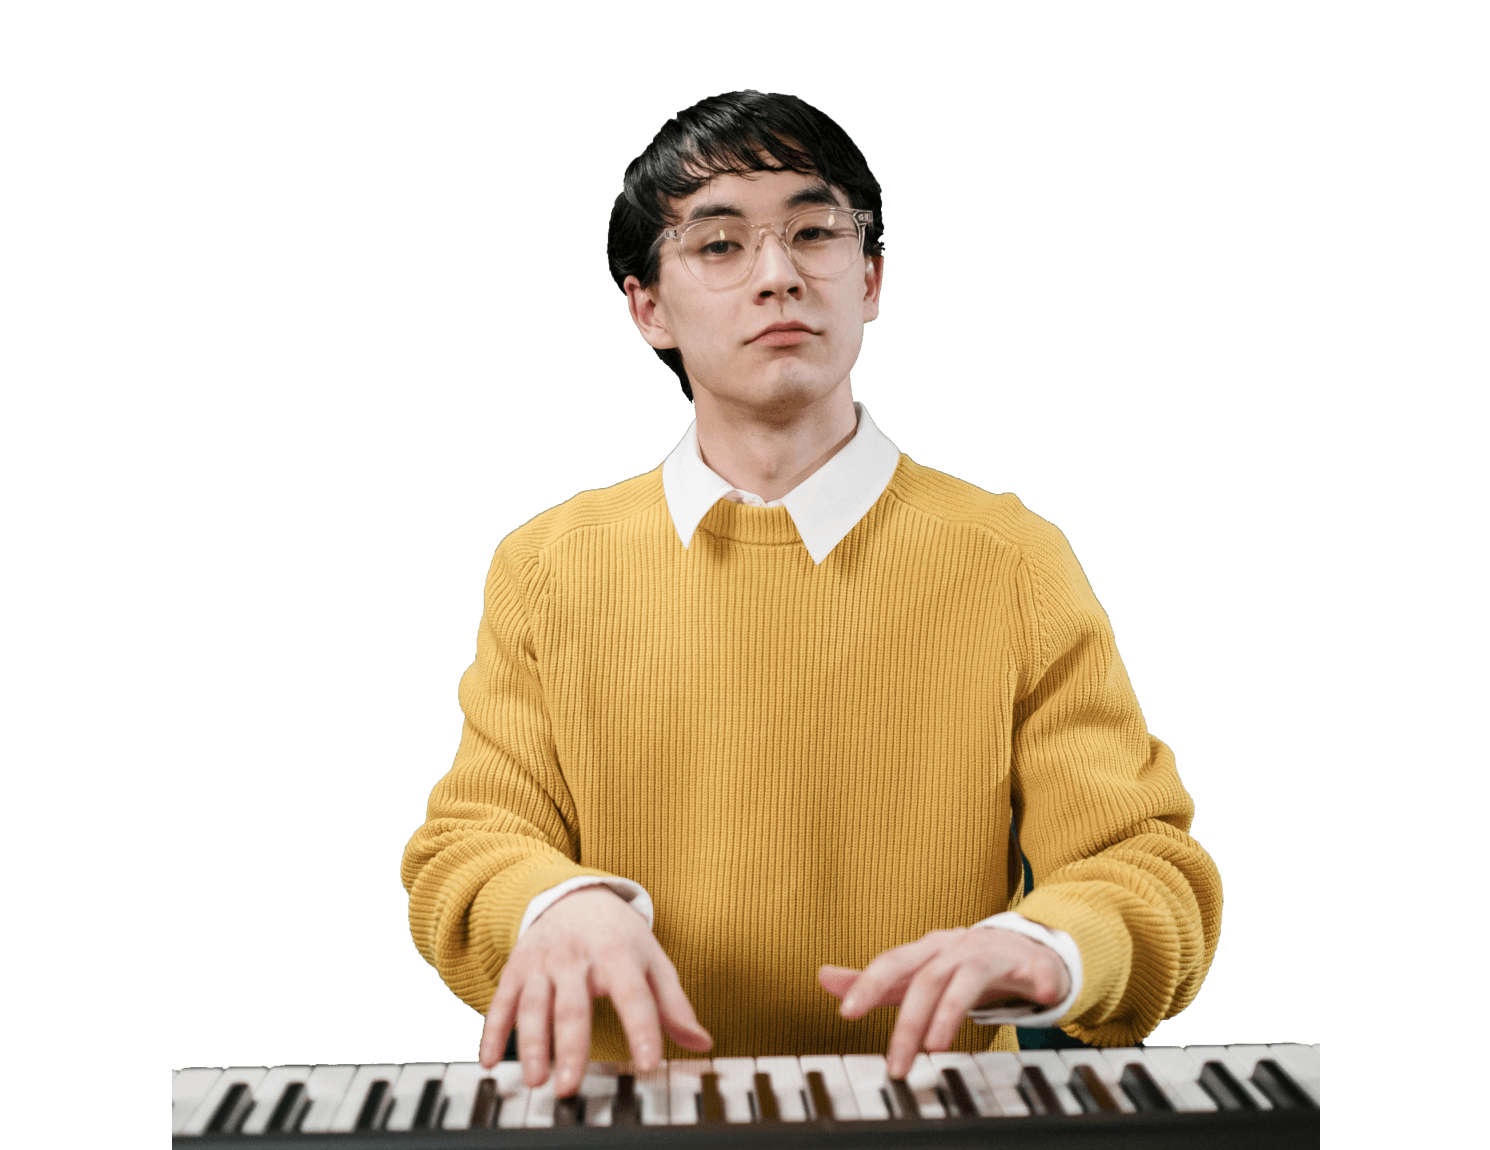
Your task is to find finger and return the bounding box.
[480,975,522,1069]
[648,961,712,1053]
[923,963,994,1052]
[515,973,554,1087]
[549,965,593,1098]
[600,964,665,1072]
[817,965,862,999]
[885,960,958,1078]
[839,935,947,1018]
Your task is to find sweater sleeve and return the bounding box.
[400,541,627,1015]
[1008,524,1223,1047]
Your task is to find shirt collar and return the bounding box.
[661,402,901,565]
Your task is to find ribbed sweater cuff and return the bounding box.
[475,859,634,959]
[1007,886,1130,1027]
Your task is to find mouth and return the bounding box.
[756,327,816,345]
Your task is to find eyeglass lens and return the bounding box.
[679,209,864,285]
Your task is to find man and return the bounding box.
[401,90,1221,1101]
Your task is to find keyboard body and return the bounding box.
[174,1044,1319,1149]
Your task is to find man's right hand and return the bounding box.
[478,886,713,1097]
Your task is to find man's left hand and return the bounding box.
[818,927,1071,1079]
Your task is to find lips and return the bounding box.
[751,322,814,344]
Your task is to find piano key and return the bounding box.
[754,1056,809,1122]
[840,1054,893,1119]
[753,1073,780,1121]
[327,1065,400,1133]
[633,1062,670,1126]
[1016,1051,1082,1115]
[1227,1044,1318,1109]
[525,1076,557,1128]
[578,1062,620,1126]
[1071,1064,1123,1112]
[929,1052,1000,1117]
[1186,1046,1273,1110]
[172,1068,222,1134]
[295,1065,358,1133]
[805,1071,835,1121]
[384,1063,447,1132]
[668,1059,711,1125]
[709,1057,756,1123]
[904,1054,948,1119]
[1140,1048,1221,1112]
[239,1066,312,1135]
[431,1063,494,1130]
[181,1067,268,1137]
[699,1074,727,1123]
[1098,1047,1191,1113]
[1119,1063,1173,1112]
[611,1074,639,1126]
[970,1051,1031,1117]
[470,1079,500,1129]
[798,1055,861,1120]
[1017,1065,1063,1116]
[1058,1049,1137,1113]
[493,1062,532,1129]
[1267,1043,1321,1105]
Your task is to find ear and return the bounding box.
[861,255,884,324]
[624,275,678,350]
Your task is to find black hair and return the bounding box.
[606,90,884,402]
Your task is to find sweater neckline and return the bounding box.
[693,498,804,546]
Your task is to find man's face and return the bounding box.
[625,169,883,417]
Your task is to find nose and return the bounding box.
[750,228,803,298]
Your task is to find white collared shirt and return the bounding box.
[519,403,1082,1028]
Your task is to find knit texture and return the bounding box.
[401,456,1221,1059]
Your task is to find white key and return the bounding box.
[929,1052,1001,1116]
[1186,1046,1273,1110]
[1016,1051,1082,1115]
[435,1063,498,1130]
[754,1055,809,1122]
[181,1067,267,1136]
[709,1056,756,1123]
[493,1062,531,1129]
[173,1069,222,1134]
[1058,1049,1137,1113]
[384,1063,447,1132]
[1268,1043,1321,1105]
[1138,1047,1218,1112]
[525,1076,556,1128]
[1230,1044,1318,1107]
[329,1065,402,1132]
[633,1061,670,1126]
[240,1066,312,1135]
[578,1062,620,1126]
[668,1059,711,1125]
[904,1054,948,1119]
[1098,1047,1194,1113]
[971,1051,1031,1117]
[797,1055,861,1120]
[297,1065,358,1133]
[840,1054,893,1119]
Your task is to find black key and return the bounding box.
[1119,1063,1173,1112]
[1018,1065,1062,1116]
[1072,1064,1121,1112]
[266,1082,305,1132]
[889,1077,920,1120]
[356,1080,391,1131]
[554,1095,584,1126]
[470,1078,499,1128]
[206,1083,254,1134]
[753,1072,780,1122]
[412,1079,442,1130]
[699,1073,726,1123]
[940,1067,979,1117]
[805,1071,835,1122]
[1251,1059,1317,1110]
[613,1074,640,1126]
[1198,1061,1257,1111]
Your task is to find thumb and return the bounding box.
[817,964,862,998]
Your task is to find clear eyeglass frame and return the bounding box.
[657,206,875,288]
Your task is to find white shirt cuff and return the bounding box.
[516,876,654,937]
[965,912,1083,1027]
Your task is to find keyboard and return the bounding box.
[174,1044,1319,1148]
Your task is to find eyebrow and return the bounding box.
[682,181,846,224]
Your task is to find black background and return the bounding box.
[169,78,1323,1066]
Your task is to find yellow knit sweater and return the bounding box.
[402,456,1221,1059]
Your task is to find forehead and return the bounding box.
[670,168,848,224]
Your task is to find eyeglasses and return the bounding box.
[658,206,875,288]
